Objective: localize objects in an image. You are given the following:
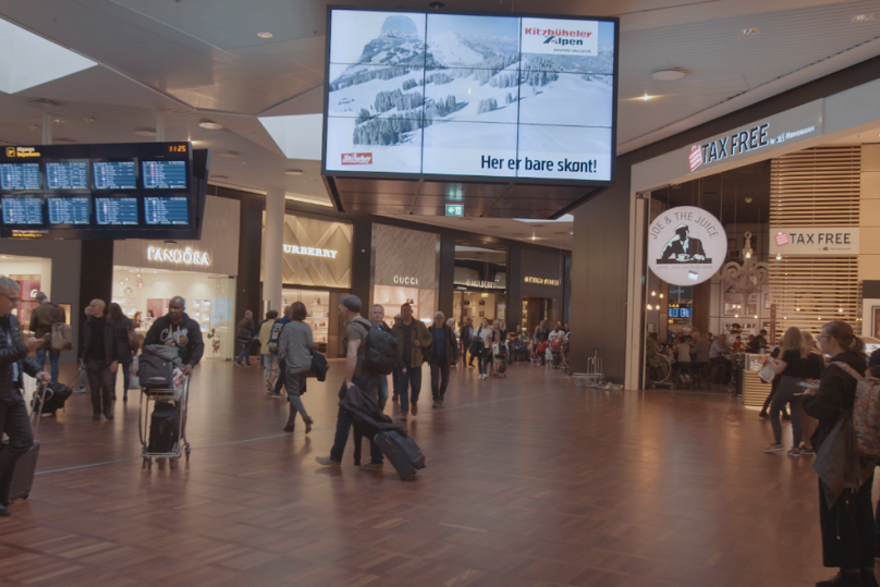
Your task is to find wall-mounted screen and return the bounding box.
[1,197,43,224]
[95,196,138,225]
[47,196,90,225]
[142,160,188,189]
[323,8,618,183]
[0,142,206,240]
[45,161,89,190]
[93,161,137,190]
[0,163,41,191]
[144,196,189,225]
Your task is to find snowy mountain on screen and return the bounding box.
[425,31,498,66]
[354,30,426,67]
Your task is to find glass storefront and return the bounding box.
[452,240,508,327]
[372,224,440,327]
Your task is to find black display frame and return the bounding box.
[321,5,620,187]
[0,142,205,240]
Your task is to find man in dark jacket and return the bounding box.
[391,303,432,419]
[428,311,458,408]
[78,299,118,420]
[29,292,64,384]
[0,277,50,517]
[235,310,255,367]
[143,297,204,376]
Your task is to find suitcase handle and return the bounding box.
[31,381,50,435]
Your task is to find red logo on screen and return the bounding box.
[341,153,373,165]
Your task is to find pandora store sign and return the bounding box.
[147,246,210,266]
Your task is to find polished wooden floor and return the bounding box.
[0,358,868,586]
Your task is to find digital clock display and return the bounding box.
[168,145,188,153]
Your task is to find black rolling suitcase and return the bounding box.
[0,382,47,506]
[374,429,426,480]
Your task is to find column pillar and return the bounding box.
[263,189,284,314]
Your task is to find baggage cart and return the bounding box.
[139,375,191,469]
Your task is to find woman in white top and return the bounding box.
[474,319,493,379]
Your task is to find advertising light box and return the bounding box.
[323,7,618,184]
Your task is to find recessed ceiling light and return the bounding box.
[284,168,304,176]
[134,127,157,137]
[217,150,239,158]
[739,28,759,36]
[198,119,223,130]
[853,14,874,22]
[257,31,273,38]
[639,93,655,101]
[652,69,685,81]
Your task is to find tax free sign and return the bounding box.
[769,227,859,256]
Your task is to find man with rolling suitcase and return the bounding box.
[0,276,50,517]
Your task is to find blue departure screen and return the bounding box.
[144,196,189,225]
[95,197,138,225]
[47,197,90,225]
[93,161,137,190]
[142,160,188,189]
[46,162,88,190]
[1,197,42,224]
[0,163,41,191]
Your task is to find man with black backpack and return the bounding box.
[317,295,391,471]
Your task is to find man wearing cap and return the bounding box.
[316,295,385,470]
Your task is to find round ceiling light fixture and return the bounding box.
[198,119,223,130]
[739,28,759,36]
[652,69,685,81]
[217,150,240,158]
[744,197,753,203]
[134,127,157,137]
[257,31,274,38]
[284,168,304,176]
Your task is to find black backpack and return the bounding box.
[355,319,399,376]
[32,382,73,416]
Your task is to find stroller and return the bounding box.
[490,342,507,378]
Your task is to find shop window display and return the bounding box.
[282,289,332,354]
[373,285,436,327]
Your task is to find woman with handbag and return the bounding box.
[473,319,493,380]
[109,303,138,402]
[764,327,823,456]
[802,321,875,587]
[276,302,314,434]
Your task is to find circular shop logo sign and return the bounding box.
[647,206,726,286]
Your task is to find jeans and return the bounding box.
[35,347,60,384]
[430,357,450,402]
[330,377,383,465]
[262,354,275,382]
[274,358,286,396]
[392,366,401,398]
[0,392,34,486]
[236,341,251,365]
[398,365,422,413]
[112,361,132,396]
[378,375,388,411]
[770,376,802,446]
[479,352,490,375]
[85,358,115,416]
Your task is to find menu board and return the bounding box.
[0,163,41,191]
[47,197,90,225]
[46,162,88,190]
[1,197,43,224]
[95,197,138,225]
[0,142,203,239]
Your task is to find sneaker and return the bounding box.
[273,394,284,400]
[799,443,815,455]
[758,411,769,419]
[816,571,863,586]
[359,462,384,472]
[315,456,341,467]
[411,404,418,416]
[432,401,440,408]
[234,362,242,368]
[398,411,408,420]
[74,387,87,394]
[782,413,791,421]
[786,448,800,458]
[764,444,784,453]
[92,414,101,420]
[0,505,10,517]
[104,412,114,420]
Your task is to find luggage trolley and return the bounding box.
[139,376,191,469]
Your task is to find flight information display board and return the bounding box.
[45,161,89,190]
[0,142,202,239]
[142,160,188,189]
[323,7,619,184]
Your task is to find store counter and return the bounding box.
[740,352,771,408]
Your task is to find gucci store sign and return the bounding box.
[769,227,859,256]
[373,224,439,290]
[648,206,726,286]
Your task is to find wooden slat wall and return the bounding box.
[768,146,862,341]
